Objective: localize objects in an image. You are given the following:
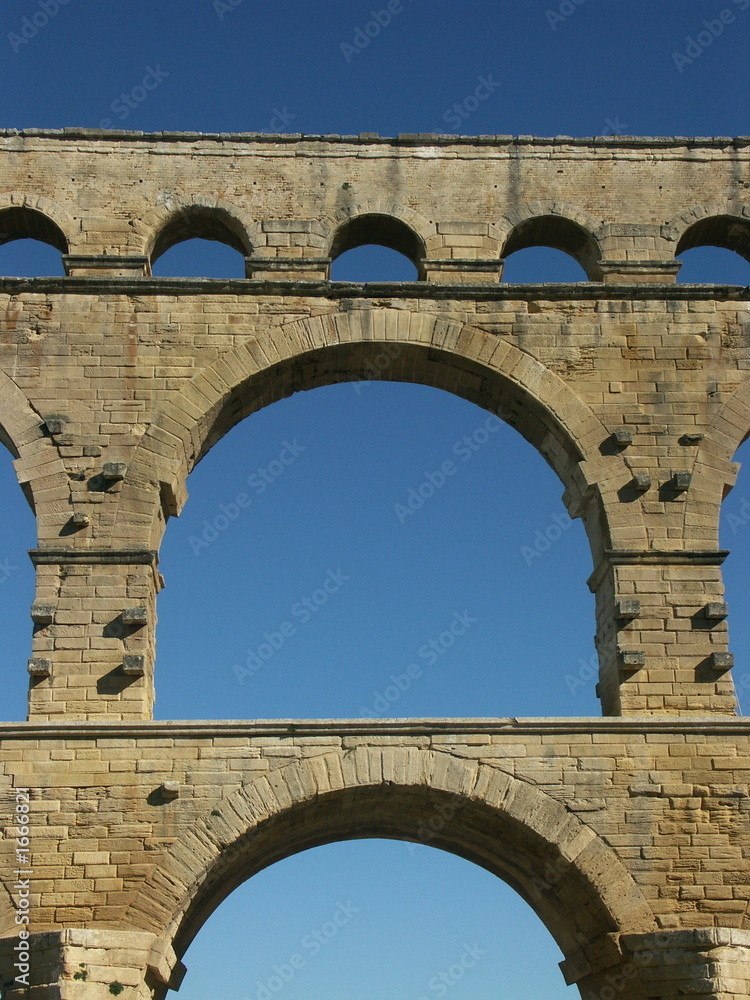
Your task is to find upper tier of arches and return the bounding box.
[1,195,749,282]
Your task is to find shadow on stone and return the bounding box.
[96,666,140,695]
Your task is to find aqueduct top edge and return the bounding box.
[2,128,750,146]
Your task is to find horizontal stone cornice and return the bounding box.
[1,716,749,740]
[0,276,747,299]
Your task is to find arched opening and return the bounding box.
[0,207,67,276]
[677,248,750,284]
[150,206,251,276]
[721,434,750,713]
[0,436,37,721]
[676,216,750,284]
[178,840,574,1000]
[129,760,655,1000]
[501,216,601,281]
[151,238,247,278]
[502,246,590,283]
[329,214,426,280]
[155,379,596,721]
[330,244,419,281]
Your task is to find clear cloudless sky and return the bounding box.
[0,3,749,999]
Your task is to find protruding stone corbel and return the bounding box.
[616,599,641,621]
[27,657,51,677]
[618,649,645,671]
[123,654,145,676]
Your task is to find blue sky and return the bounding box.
[1,2,749,999]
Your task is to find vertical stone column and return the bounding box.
[589,551,737,716]
[423,221,503,282]
[248,219,330,279]
[597,225,682,283]
[561,929,750,1000]
[0,930,184,1000]
[62,255,151,277]
[245,256,331,280]
[621,929,750,1000]
[423,259,504,282]
[26,550,159,721]
[559,932,646,1000]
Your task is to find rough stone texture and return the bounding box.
[1,721,750,1000]
[0,132,749,1000]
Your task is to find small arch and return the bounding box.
[329,214,426,279]
[502,216,602,280]
[676,246,750,284]
[0,206,68,253]
[675,214,750,263]
[502,246,590,283]
[151,238,247,279]
[149,204,253,265]
[330,244,419,281]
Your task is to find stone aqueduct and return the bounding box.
[0,130,749,1000]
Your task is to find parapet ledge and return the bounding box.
[1,127,749,149]
[1,717,750,739]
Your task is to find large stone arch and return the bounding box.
[115,309,642,558]
[125,750,657,999]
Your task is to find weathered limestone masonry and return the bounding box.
[0,130,749,999]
